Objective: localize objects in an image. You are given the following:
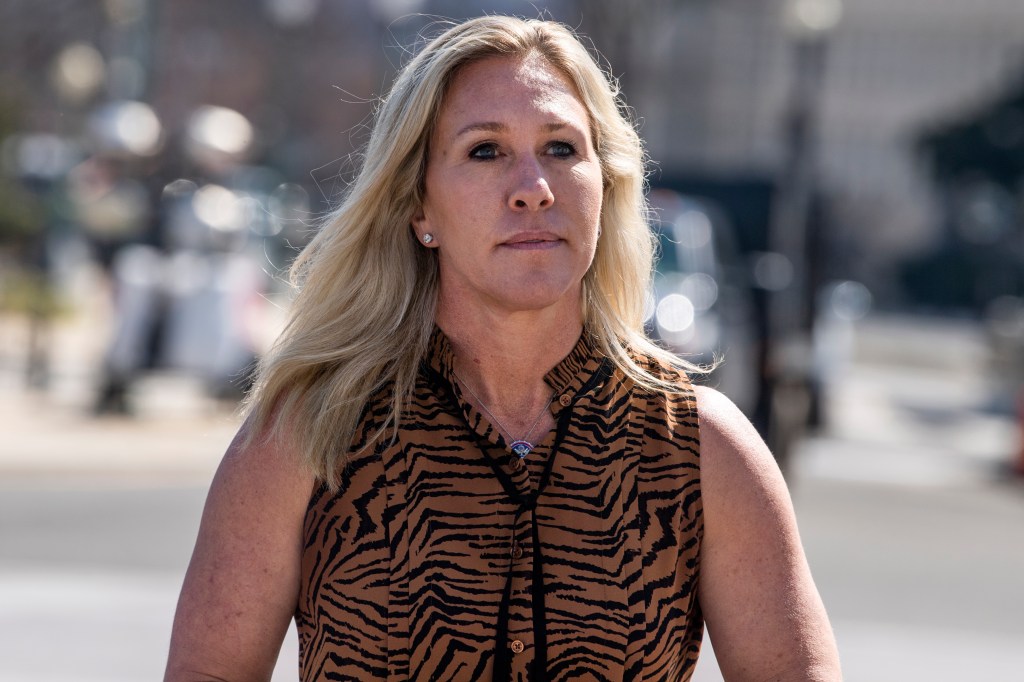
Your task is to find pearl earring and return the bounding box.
[422,234,434,244]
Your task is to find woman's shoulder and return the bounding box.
[692,384,788,515]
[692,385,768,466]
[690,384,843,678]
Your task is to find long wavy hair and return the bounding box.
[244,15,692,488]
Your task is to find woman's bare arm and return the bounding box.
[165,419,315,681]
[695,386,842,681]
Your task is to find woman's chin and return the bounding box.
[485,283,582,316]
[438,273,585,319]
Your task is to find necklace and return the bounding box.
[453,370,553,458]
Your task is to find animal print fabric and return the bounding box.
[297,329,703,681]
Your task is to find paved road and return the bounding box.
[2,314,1023,681]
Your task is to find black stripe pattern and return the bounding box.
[296,329,704,681]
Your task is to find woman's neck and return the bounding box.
[436,296,582,426]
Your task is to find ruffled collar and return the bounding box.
[425,325,602,429]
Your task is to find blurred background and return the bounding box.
[1,0,1023,679]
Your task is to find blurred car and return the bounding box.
[645,188,759,414]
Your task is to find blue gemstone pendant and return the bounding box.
[509,440,533,458]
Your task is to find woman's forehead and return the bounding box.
[435,54,590,136]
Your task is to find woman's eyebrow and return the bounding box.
[455,121,506,137]
[453,120,575,138]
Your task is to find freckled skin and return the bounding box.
[413,53,604,320]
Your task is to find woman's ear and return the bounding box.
[411,208,437,247]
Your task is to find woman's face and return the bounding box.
[414,53,604,319]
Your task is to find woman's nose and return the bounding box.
[508,158,554,211]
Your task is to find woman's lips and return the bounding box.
[501,238,561,250]
[500,232,562,250]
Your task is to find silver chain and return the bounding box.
[452,369,553,451]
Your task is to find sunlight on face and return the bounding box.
[414,53,604,321]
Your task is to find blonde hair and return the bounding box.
[244,15,692,487]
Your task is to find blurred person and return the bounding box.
[90,115,272,414]
[66,153,158,413]
[166,16,840,682]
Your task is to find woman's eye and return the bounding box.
[469,143,498,160]
[548,141,576,158]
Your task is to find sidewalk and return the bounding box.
[794,314,1018,487]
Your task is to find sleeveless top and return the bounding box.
[296,330,704,681]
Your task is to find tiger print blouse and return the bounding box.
[297,329,704,681]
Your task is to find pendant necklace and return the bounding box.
[453,370,554,458]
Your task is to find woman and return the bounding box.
[166,15,841,682]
